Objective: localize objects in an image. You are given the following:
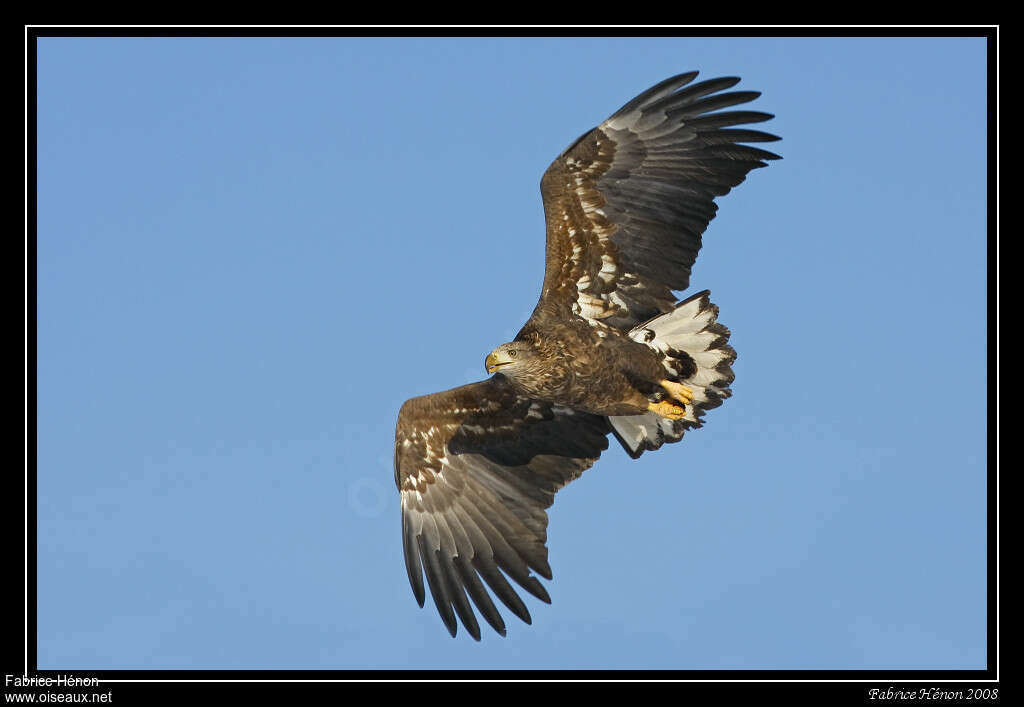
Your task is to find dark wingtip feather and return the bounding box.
[474,556,534,625]
[673,90,764,118]
[689,110,776,129]
[402,514,425,607]
[418,536,458,637]
[440,554,481,641]
[610,71,700,119]
[522,576,552,604]
[454,554,507,637]
[747,145,783,161]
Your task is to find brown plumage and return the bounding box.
[394,71,780,639]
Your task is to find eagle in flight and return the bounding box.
[394,71,779,639]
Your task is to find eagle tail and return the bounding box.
[608,290,736,458]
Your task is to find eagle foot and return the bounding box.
[648,400,686,420]
[660,380,694,406]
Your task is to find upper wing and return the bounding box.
[394,377,610,639]
[526,71,780,333]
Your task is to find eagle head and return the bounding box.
[484,341,541,381]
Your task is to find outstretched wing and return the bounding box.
[525,71,780,333]
[394,377,610,639]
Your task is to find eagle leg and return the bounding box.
[648,400,686,420]
[659,380,694,406]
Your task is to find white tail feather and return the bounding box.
[609,290,735,458]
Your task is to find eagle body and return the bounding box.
[392,71,779,639]
[510,318,667,417]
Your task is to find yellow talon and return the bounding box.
[660,380,694,406]
[648,400,686,420]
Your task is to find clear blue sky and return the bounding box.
[35,36,989,670]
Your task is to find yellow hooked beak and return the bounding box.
[485,350,512,375]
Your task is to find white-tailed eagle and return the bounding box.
[394,71,779,639]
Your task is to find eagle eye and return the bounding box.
[509,349,518,358]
